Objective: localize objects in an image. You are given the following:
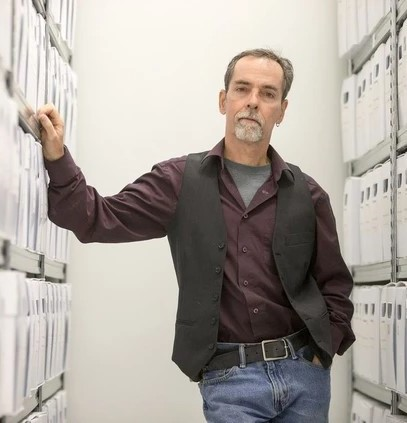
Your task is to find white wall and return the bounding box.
[67,1,350,422]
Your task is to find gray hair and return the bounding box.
[224,48,294,100]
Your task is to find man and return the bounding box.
[37,48,355,423]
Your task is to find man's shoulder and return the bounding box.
[287,163,329,205]
[155,150,212,170]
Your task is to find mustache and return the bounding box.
[235,111,263,125]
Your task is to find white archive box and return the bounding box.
[22,412,48,423]
[360,171,369,264]
[386,416,407,422]
[0,271,29,418]
[0,75,19,244]
[368,0,388,34]
[343,177,361,265]
[26,279,41,394]
[347,0,359,53]
[366,285,383,384]
[396,281,407,394]
[398,20,407,130]
[337,0,347,57]
[368,43,386,150]
[380,283,398,390]
[381,160,391,262]
[356,0,369,43]
[356,62,370,158]
[351,288,362,376]
[368,166,383,263]
[16,130,30,250]
[14,0,29,98]
[341,75,357,162]
[360,169,383,264]
[351,391,389,423]
[397,153,407,258]
[352,286,382,383]
[25,3,39,110]
[37,281,48,387]
[0,0,13,71]
[36,13,48,110]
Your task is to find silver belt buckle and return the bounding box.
[261,338,289,361]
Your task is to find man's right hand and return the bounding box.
[37,103,65,161]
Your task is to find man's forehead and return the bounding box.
[231,56,284,85]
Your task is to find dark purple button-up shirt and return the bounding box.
[45,140,355,356]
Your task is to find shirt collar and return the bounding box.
[201,139,294,183]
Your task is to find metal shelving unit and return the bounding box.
[353,261,392,283]
[47,13,72,64]
[347,0,407,417]
[0,1,73,419]
[353,376,392,406]
[8,244,42,276]
[14,84,42,142]
[398,127,407,153]
[0,236,66,280]
[32,0,46,17]
[350,12,391,73]
[398,0,407,26]
[0,376,63,423]
[351,139,391,176]
[44,257,66,280]
[398,257,407,279]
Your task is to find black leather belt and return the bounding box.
[204,328,309,372]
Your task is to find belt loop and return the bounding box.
[285,338,298,360]
[238,344,247,368]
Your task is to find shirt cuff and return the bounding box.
[44,146,80,185]
[330,321,355,356]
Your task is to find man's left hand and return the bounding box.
[312,355,322,366]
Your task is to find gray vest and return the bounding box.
[167,152,332,382]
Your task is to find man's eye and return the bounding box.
[264,92,275,98]
[236,87,247,92]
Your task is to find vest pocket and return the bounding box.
[285,232,314,246]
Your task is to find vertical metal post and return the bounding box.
[389,0,399,285]
[391,391,400,415]
[2,240,11,270]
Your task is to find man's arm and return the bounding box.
[37,104,181,243]
[312,192,356,357]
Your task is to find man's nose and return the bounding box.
[247,90,259,109]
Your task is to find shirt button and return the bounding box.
[243,280,249,286]
[253,308,259,314]
[243,213,248,219]
[211,317,217,325]
[215,266,222,274]
[218,242,225,249]
[242,246,248,253]
[212,294,219,302]
[208,343,215,350]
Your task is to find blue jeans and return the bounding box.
[198,343,331,423]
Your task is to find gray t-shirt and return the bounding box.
[224,158,271,208]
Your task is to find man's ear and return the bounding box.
[277,98,288,124]
[219,89,226,115]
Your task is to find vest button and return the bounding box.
[243,213,248,219]
[211,317,217,325]
[215,266,222,274]
[218,242,225,249]
[242,246,248,253]
[253,308,259,314]
[212,294,219,302]
[243,280,249,287]
[208,343,215,350]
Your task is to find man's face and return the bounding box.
[219,56,288,145]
